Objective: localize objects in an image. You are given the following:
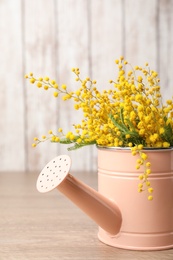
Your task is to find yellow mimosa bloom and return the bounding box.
[148,187,154,193]
[163,142,170,148]
[146,169,151,175]
[61,84,67,90]
[30,78,35,84]
[44,85,49,90]
[51,80,56,85]
[37,82,42,88]
[159,128,165,134]
[44,76,49,81]
[138,144,143,150]
[51,136,56,142]
[55,137,60,142]
[148,195,153,201]
[139,174,144,180]
[146,162,151,167]
[141,153,148,160]
[53,92,58,97]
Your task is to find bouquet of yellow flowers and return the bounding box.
[25,56,173,200]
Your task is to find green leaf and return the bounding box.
[120,107,125,124]
[59,138,72,144]
[67,143,83,151]
[109,114,128,132]
[125,118,136,132]
[67,141,96,151]
[109,113,144,145]
[162,123,173,144]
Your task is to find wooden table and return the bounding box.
[1,171,173,260]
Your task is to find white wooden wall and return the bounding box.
[0,0,173,172]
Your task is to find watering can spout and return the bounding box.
[36,155,122,235]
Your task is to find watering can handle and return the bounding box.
[58,174,122,235]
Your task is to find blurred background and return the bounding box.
[0,0,172,173]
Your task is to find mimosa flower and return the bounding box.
[25,57,173,200]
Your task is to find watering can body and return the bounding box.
[37,148,173,251]
[97,147,173,250]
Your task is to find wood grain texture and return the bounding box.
[23,0,58,171]
[124,0,158,68]
[89,0,124,170]
[0,0,25,171]
[1,0,173,171]
[158,0,173,103]
[55,0,95,172]
[90,0,123,84]
[1,171,173,259]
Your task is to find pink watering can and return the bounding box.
[36,155,122,235]
[36,148,173,251]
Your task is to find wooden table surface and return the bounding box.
[1,171,173,260]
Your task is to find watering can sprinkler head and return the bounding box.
[36,155,122,235]
[37,155,71,193]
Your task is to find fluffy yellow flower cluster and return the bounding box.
[25,57,173,200]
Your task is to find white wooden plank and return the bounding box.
[158,0,173,103]
[0,0,25,171]
[91,0,123,86]
[24,0,58,171]
[124,0,158,68]
[90,0,123,171]
[55,0,95,172]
